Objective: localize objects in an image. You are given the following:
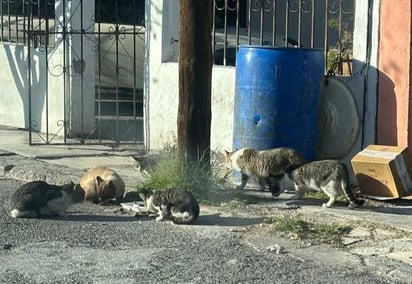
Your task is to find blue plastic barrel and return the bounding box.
[233,46,325,161]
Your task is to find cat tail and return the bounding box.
[340,164,365,209]
[342,181,365,209]
[167,205,198,224]
[10,209,38,218]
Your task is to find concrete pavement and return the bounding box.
[0,125,144,192]
[1,125,412,233]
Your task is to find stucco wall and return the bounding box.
[147,0,235,152]
[377,0,412,147]
[352,0,380,147]
[146,62,235,152]
[0,0,95,138]
[0,45,28,128]
[0,44,65,134]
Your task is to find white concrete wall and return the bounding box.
[354,0,379,146]
[55,0,95,136]
[0,45,29,129]
[0,0,95,138]
[146,60,236,152]
[211,67,236,152]
[147,0,236,152]
[0,44,65,135]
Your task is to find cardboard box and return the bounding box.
[351,145,412,199]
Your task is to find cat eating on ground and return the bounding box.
[283,159,364,209]
[139,187,200,224]
[9,180,85,218]
[80,167,125,205]
[224,147,306,196]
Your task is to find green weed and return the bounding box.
[303,190,328,199]
[269,214,352,247]
[137,147,228,202]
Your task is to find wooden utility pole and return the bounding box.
[178,0,213,164]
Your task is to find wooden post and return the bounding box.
[178,0,213,164]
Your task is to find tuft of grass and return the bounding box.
[269,214,353,247]
[137,148,182,192]
[137,147,229,202]
[303,190,328,199]
[303,190,351,207]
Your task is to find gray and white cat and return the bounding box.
[9,181,85,218]
[139,187,200,224]
[224,147,306,196]
[284,160,364,209]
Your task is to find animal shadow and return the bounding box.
[40,212,140,222]
[367,199,412,215]
[195,213,264,227]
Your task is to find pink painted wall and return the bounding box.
[377,0,412,149]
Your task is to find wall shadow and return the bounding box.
[3,44,46,132]
[377,68,397,145]
[368,205,412,216]
[366,198,412,215]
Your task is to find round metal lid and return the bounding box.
[317,77,360,159]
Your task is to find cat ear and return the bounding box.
[96,176,104,185]
[224,150,230,155]
[75,183,84,191]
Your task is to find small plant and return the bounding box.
[137,147,228,202]
[302,190,349,207]
[327,15,354,76]
[137,147,182,192]
[326,48,339,71]
[303,190,327,200]
[269,214,352,247]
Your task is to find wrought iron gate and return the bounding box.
[213,0,355,74]
[1,0,146,146]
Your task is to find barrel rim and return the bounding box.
[237,45,324,52]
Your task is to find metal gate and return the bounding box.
[1,0,146,146]
[213,0,355,74]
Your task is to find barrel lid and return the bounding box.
[238,45,324,52]
[318,77,360,159]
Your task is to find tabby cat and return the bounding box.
[80,167,125,204]
[284,159,364,209]
[224,147,306,196]
[139,187,200,224]
[9,181,85,218]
